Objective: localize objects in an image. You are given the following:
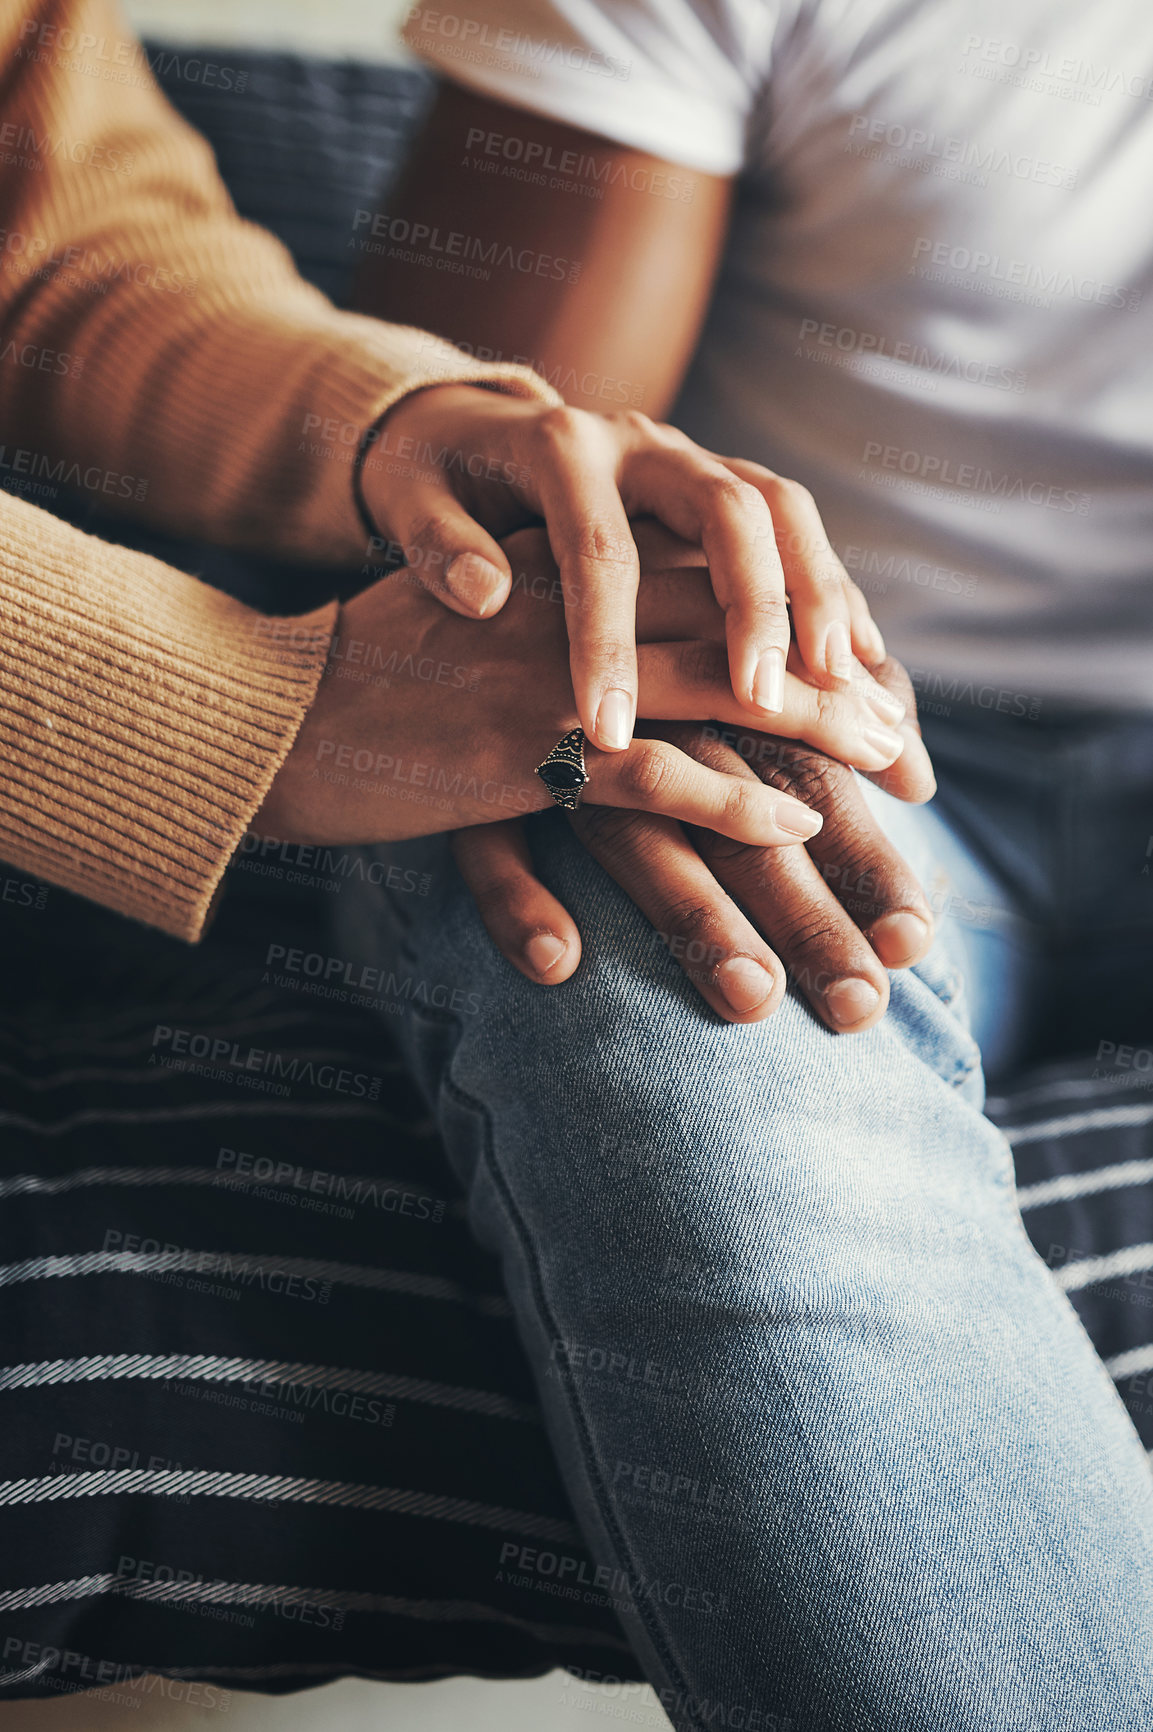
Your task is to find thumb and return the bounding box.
[385,479,514,618]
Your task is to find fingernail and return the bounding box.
[445,552,506,615]
[900,721,937,794]
[596,688,635,751]
[861,725,904,767]
[752,647,786,713]
[825,976,881,1028]
[824,621,853,680]
[717,956,776,1015]
[860,619,886,663]
[776,801,823,840]
[869,910,932,965]
[525,932,567,976]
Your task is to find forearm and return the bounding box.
[0,0,555,563]
[353,83,732,418]
[0,491,335,939]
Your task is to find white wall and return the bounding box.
[124,0,412,59]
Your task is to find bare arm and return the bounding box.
[353,83,733,418]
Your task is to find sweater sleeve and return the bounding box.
[0,489,337,940]
[0,0,560,565]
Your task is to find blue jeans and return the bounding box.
[333,706,1153,1731]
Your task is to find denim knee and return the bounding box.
[342,813,1008,1302]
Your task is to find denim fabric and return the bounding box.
[332,709,1153,1730]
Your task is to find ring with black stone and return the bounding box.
[535,726,589,811]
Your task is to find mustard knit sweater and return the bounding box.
[0,0,558,941]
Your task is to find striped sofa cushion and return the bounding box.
[1,869,1150,1703]
[0,875,640,1699]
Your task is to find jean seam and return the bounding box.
[440,1070,705,1727]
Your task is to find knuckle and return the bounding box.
[769,474,815,513]
[739,595,791,633]
[569,802,648,852]
[536,404,589,448]
[403,510,453,554]
[761,749,844,809]
[578,638,636,690]
[696,829,756,868]
[778,912,848,962]
[874,656,915,709]
[615,407,660,441]
[571,523,637,567]
[673,639,727,688]
[708,474,768,522]
[812,686,842,731]
[720,778,756,831]
[621,741,676,805]
[674,725,741,772]
[658,896,731,948]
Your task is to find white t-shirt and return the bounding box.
[403,0,1153,711]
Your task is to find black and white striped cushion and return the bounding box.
[0,876,639,1699]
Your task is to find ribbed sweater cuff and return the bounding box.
[0,497,336,942]
[70,300,562,565]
